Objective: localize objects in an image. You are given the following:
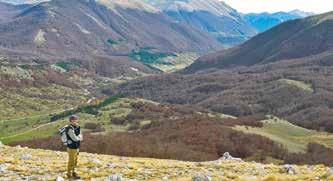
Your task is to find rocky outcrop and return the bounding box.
[219,152,243,162]
[282,164,297,175]
[192,174,212,181]
[105,174,123,181]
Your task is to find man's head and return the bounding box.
[69,115,79,126]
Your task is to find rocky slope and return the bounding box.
[0,144,332,180]
[143,0,257,46]
[0,0,221,77]
[0,0,221,58]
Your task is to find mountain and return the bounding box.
[0,0,221,76]
[117,12,333,133]
[184,11,333,73]
[244,10,314,32]
[0,0,50,4]
[143,0,257,46]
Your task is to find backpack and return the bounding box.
[59,125,73,146]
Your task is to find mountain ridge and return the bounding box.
[144,0,257,45]
[0,0,221,77]
[184,11,333,73]
[244,9,315,32]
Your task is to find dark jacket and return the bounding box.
[66,125,82,149]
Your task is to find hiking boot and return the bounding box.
[72,172,81,179]
[67,174,81,180]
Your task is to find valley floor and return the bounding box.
[0,145,332,181]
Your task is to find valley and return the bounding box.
[0,0,332,180]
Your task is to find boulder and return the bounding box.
[0,163,9,172]
[105,174,122,181]
[219,152,243,162]
[21,154,32,160]
[0,141,3,147]
[92,158,102,165]
[282,164,296,175]
[192,174,212,181]
[56,176,65,181]
[325,167,333,177]
[107,162,117,168]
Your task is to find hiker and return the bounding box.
[61,115,83,179]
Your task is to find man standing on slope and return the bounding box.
[66,115,83,179]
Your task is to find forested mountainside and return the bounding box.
[184,12,333,73]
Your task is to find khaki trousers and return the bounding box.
[67,148,79,177]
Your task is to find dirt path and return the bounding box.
[0,122,56,140]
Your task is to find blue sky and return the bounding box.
[222,0,332,13]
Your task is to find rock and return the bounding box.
[20,154,32,160]
[282,164,296,175]
[325,167,333,177]
[56,176,65,181]
[107,162,116,168]
[255,163,266,176]
[192,174,212,181]
[105,174,122,181]
[16,145,21,148]
[219,152,243,162]
[0,164,9,172]
[162,176,169,181]
[0,141,3,147]
[92,158,102,165]
[92,167,99,172]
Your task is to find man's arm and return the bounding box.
[68,129,83,142]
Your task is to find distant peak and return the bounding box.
[96,0,159,13]
[0,0,50,5]
[144,0,237,17]
[289,9,315,17]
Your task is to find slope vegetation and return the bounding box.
[118,52,333,133]
[184,11,333,73]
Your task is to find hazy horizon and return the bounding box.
[222,0,332,14]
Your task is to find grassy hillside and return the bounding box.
[0,98,148,144]
[0,145,332,180]
[150,52,199,73]
[278,79,314,93]
[234,116,333,153]
[0,85,88,120]
[129,49,199,73]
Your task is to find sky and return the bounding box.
[222,0,333,14]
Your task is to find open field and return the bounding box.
[151,52,199,73]
[234,116,333,153]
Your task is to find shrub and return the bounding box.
[84,122,99,130]
[128,121,140,131]
[111,117,128,125]
[93,125,105,133]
